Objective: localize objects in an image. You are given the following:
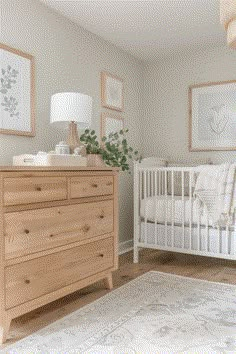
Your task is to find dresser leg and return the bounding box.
[0,317,11,345]
[104,273,113,290]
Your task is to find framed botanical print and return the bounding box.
[101,71,124,111]
[189,80,236,151]
[0,43,35,136]
[101,112,124,139]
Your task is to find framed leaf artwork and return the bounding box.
[0,43,35,136]
[189,80,236,151]
[101,112,124,139]
[101,71,124,111]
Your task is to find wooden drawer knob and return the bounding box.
[36,186,42,191]
[99,253,104,258]
[25,279,30,284]
[99,214,104,219]
[24,229,30,234]
[82,224,90,233]
[91,183,98,188]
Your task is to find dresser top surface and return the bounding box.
[0,166,119,172]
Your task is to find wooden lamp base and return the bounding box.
[67,121,84,154]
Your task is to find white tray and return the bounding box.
[13,154,87,167]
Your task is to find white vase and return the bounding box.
[87,154,106,167]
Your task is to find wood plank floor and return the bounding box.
[4,249,236,347]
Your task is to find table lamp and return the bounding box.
[50,92,92,153]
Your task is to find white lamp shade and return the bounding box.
[50,92,92,129]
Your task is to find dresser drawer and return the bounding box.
[70,176,113,198]
[4,177,67,206]
[5,200,114,259]
[5,237,113,309]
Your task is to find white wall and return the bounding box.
[142,47,236,164]
[1,0,144,244]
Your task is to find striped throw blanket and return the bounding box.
[194,164,235,227]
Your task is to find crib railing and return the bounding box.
[133,163,236,263]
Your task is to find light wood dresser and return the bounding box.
[0,166,119,344]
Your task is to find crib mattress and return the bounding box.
[140,196,212,226]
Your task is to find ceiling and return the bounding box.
[41,0,225,62]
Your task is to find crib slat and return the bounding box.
[189,171,193,250]
[205,209,210,252]
[144,170,147,245]
[165,170,167,246]
[139,170,142,244]
[159,170,161,196]
[197,215,201,251]
[150,170,153,197]
[218,226,221,254]
[154,171,158,245]
[181,171,185,249]
[171,170,174,247]
[226,225,229,254]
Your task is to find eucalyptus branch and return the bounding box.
[80,129,142,173]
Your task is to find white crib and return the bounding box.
[133,158,236,263]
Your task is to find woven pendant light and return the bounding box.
[220,0,236,48]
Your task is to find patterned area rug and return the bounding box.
[3,271,236,354]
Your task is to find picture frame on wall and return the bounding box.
[101,71,124,112]
[0,43,35,136]
[101,112,124,139]
[189,80,236,151]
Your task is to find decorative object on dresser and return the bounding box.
[0,43,35,137]
[50,92,92,153]
[55,141,70,155]
[101,71,124,111]
[79,129,105,167]
[12,152,87,167]
[220,0,236,48]
[101,112,124,139]
[0,166,119,344]
[189,80,236,152]
[80,129,141,171]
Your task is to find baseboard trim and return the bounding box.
[119,239,133,255]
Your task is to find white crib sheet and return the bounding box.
[140,196,211,226]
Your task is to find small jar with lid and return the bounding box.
[55,141,70,155]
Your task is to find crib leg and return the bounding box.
[133,246,139,263]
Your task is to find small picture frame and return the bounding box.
[101,71,124,112]
[0,43,35,136]
[189,80,236,151]
[101,112,124,139]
